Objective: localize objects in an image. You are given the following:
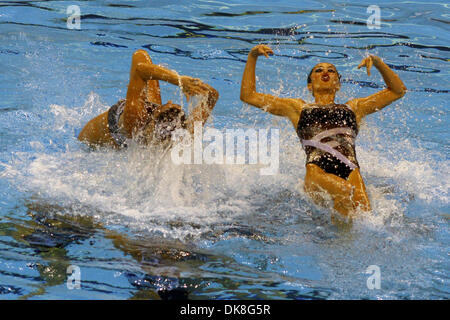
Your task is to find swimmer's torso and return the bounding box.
[296,103,359,180]
[108,99,179,148]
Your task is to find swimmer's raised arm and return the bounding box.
[347,55,407,122]
[240,44,305,127]
[136,63,210,100]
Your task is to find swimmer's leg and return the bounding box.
[304,163,355,216]
[122,50,162,137]
[144,54,162,106]
[79,50,162,145]
[78,111,116,147]
[348,169,371,211]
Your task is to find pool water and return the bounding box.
[0,0,448,299]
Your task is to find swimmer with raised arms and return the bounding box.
[240,44,406,217]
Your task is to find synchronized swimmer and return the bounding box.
[240,44,406,216]
[78,45,406,218]
[78,49,218,148]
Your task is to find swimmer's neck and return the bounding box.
[313,92,336,105]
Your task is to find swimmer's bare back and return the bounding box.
[78,49,218,148]
[240,44,406,217]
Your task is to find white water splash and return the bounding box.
[1,93,448,241]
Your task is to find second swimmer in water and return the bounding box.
[78,49,218,149]
[240,44,406,217]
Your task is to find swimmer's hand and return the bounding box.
[250,44,274,58]
[357,55,381,76]
[180,76,210,101]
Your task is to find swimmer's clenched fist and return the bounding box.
[357,55,407,92]
[357,55,378,76]
[249,44,274,58]
[179,76,211,101]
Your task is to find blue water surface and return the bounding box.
[0,0,448,299]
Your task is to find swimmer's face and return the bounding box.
[153,103,186,141]
[307,63,341,95]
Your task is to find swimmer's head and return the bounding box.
[307,63,341,97]
[152,102,186,141]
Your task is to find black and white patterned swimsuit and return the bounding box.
[296,103,359,180]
